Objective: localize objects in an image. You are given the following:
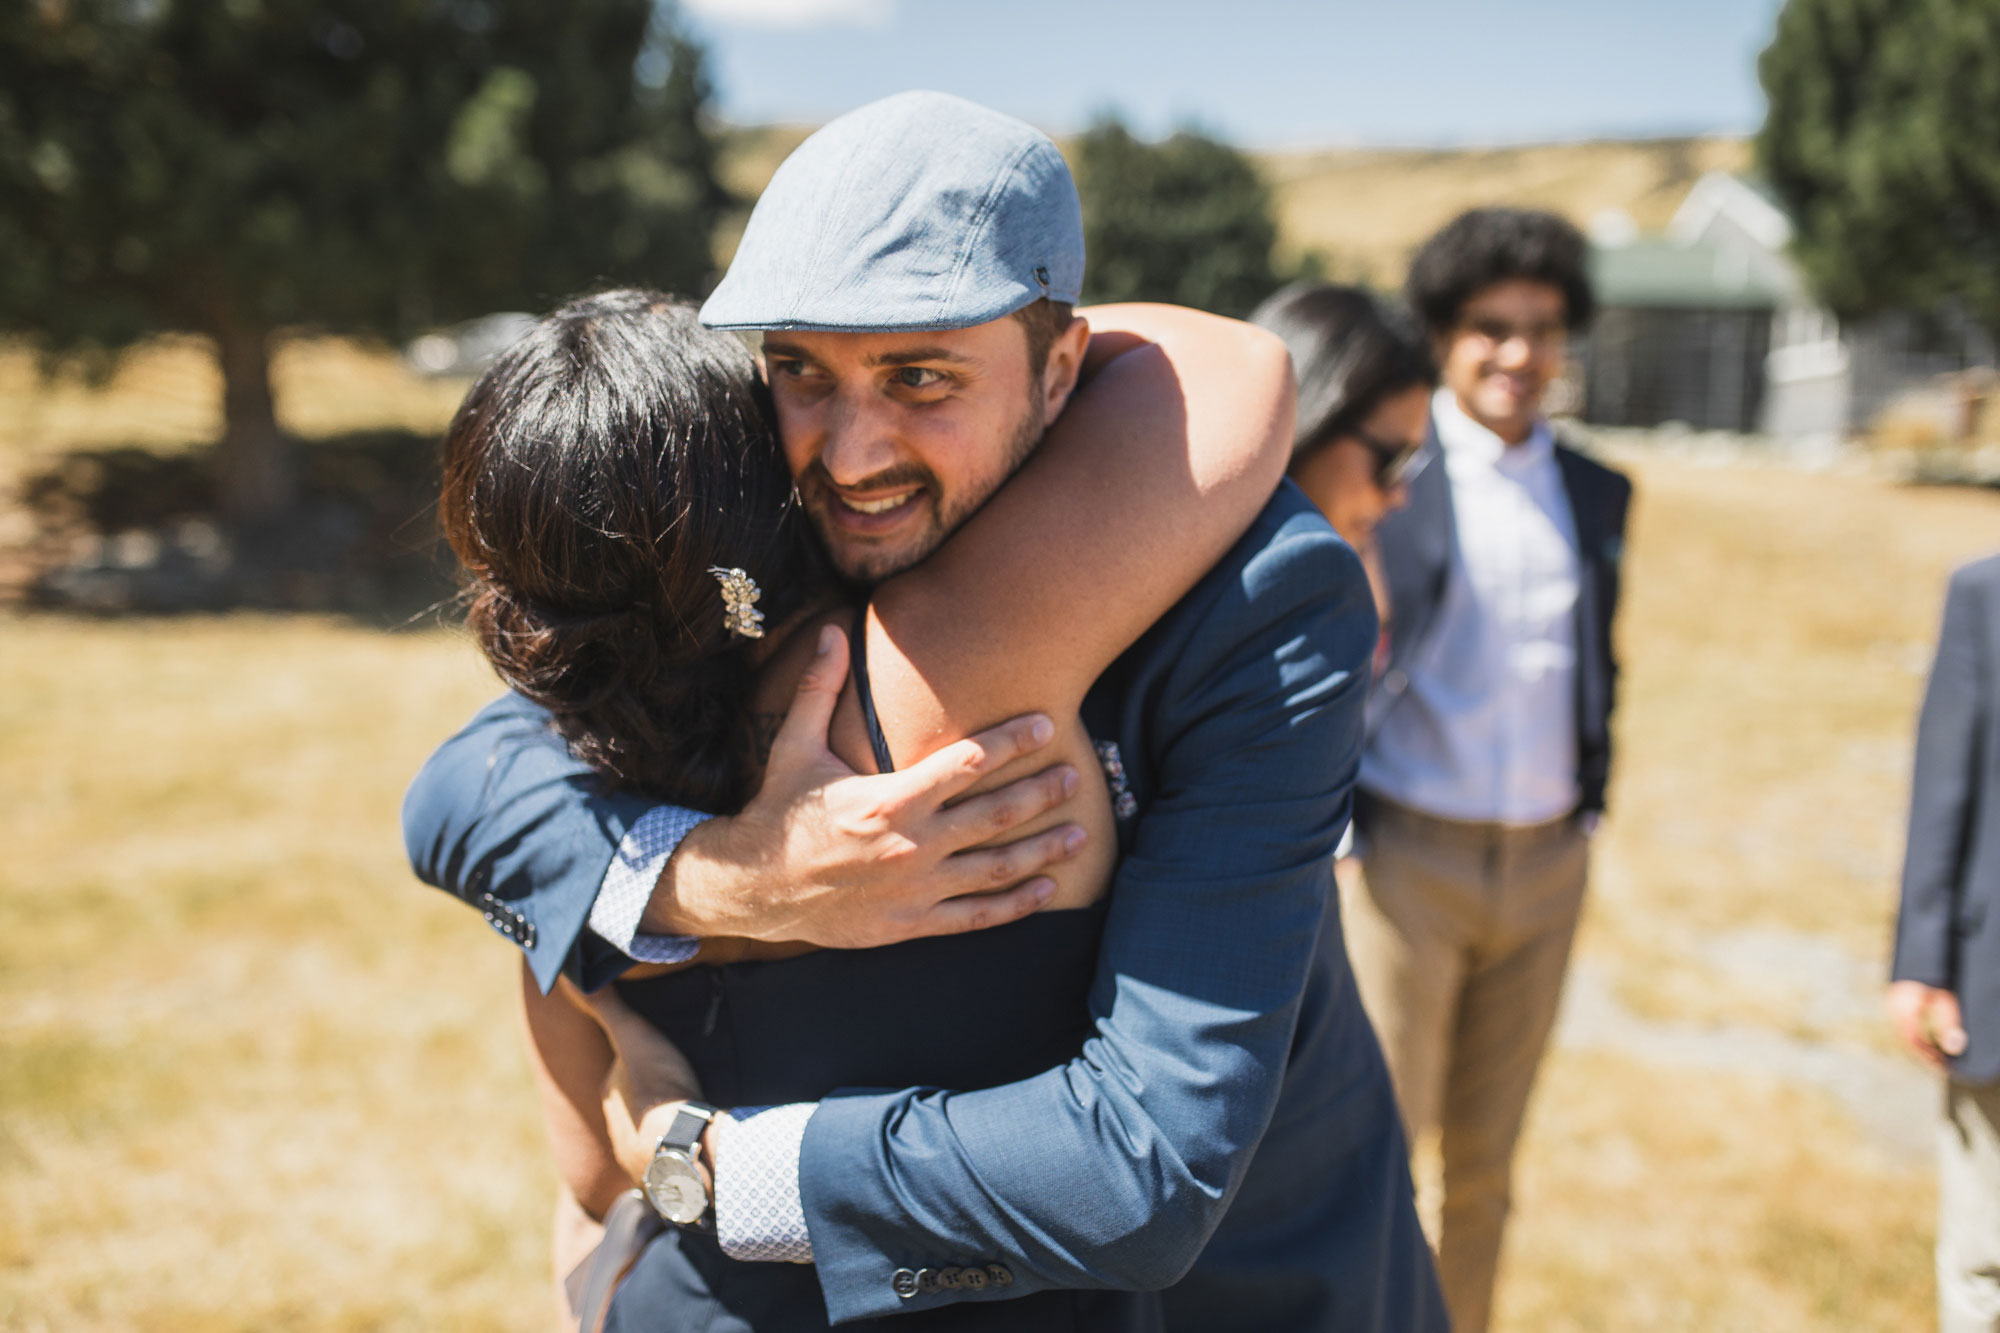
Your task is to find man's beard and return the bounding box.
[798,400,1044,586]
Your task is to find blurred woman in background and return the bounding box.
[1251,282,1437,634]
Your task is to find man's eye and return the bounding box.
[891,366,945,390]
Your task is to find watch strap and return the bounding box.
[658,1101,718,1154]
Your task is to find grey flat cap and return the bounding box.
[700,91,1084,332]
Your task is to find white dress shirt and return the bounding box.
[1362,388,1583,827]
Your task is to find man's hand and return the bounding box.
[641,625,1087,947]
[1888,979,1968,1070]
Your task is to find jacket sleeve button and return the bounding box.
[937,1267,962,1290]
[891,1269,920,1300]
[961,1267,988,1290]
[916,1268,940,1294]
[985,1263,1013,1287]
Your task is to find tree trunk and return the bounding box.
[213,322,295,525]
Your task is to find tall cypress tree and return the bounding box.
[1759,0,2000,338]
[0,0,730,524]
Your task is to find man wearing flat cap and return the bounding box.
[406,91,1442,1331]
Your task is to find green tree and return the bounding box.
[0,0,729,525]
[1073,116,1285,317]
[1758,0,2000,337]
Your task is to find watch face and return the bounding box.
[644,1150,707,1225]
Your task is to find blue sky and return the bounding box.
[678,0,1788,147]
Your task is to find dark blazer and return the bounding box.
[1894,553,2000,1084]
[403,484,1445,1332]
[1369,425,1634,814]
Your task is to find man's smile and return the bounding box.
[841,490,918,515]
[819,483,931,537]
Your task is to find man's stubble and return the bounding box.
[799,392,1047,587]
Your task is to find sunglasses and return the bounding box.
[1348,427,1423,490]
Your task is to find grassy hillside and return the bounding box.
[718,126,1756,285]
[1263,136,1754,284]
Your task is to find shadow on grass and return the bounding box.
[11,431,464,628]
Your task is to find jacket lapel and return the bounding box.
[1554,444,1610,571]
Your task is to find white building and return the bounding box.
[1583,172,1992,445]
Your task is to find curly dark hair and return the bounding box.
[1250,283,1437,462]
[440,289,824,810]
[1404,208,1596,336]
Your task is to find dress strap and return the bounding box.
[850,601,897,774]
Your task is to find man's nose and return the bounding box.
[818,391,901,486]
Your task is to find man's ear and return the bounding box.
[1038,315,1091,424]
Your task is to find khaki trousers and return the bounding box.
[1342,792,1590,1333]
[1941,1079,2000,1333]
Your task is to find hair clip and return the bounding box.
[709,566,765,640]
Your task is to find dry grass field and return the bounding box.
[2,338,1993,1331]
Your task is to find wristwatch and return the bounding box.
[642,1102,719,1226]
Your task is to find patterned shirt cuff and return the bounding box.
[713,1103,816,1263]
[587,805,713,964]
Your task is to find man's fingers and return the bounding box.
[932,761,1079,853]
[938,822,1088,898]
[768,624,850,770]
[1891,1004,1947,1069]
[890,713,1059,808]
[918,878,1058,937]
[1934,993,1970,1056]
[1890,984,1966,1068]
[1899,1022,1943,1068]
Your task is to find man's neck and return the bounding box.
[1443,390,1539,449]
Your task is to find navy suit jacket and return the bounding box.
[403,483,1444,1330]
[1894,553,2000,1084]
[1370,426,1633,814]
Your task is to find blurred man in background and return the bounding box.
[1891,551,2000,1333]
[1343,207,1633,1333]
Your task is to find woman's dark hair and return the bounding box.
[1249,283,1438,462]
[1404,207,1596,336]
[440,289,821,810]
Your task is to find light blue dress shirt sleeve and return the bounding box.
[713,1103,818,1262]
[587,805,712,964]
